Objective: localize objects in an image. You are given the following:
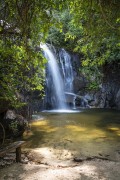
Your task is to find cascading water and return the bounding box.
[40,43,67,109]
[40,43,85,111]
[59,49,74,93]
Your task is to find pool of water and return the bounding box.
[24,109,120,158]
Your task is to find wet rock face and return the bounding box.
[61,53,120,109]
[72,60,120,109]
[70,53,87,93]
[99,63,120,109]
[73,77,87,93]
[69,53,120,109]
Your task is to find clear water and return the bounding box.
[24,109,120,158]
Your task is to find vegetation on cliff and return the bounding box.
[47,0,120,89]
[48,0,120,66]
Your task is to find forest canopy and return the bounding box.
[0,0,64,107]
[0,0,120,108]
[48,0,120,65]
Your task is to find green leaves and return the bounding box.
[0,0,68,108]
[0,0,119,108]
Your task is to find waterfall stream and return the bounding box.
[59,49,74,93]
[40,43,89,111]
[40,44,68,109]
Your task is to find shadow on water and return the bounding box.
[23,108,120,157]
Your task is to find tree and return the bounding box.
[47,1,120,90]
[0,0,120,107]
[67,0,120,65]
[0,0,66,108]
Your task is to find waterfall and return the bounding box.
[40,43,68,109]
[59,49,74,93]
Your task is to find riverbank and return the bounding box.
[1,109,120,179]
[0,146,120,180]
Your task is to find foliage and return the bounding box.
[0,37,45,108]
[0,0,120,106]
[80,66,103,90]
[9,121,18,135]
[47,1,120,90]
[68,0,120,65]
[0,0,66,108]
[47,10,82,51]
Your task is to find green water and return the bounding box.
[24,109,120,158]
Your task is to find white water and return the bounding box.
[42,109,81,113]
[40,43,67,109]
[59,49,74,92]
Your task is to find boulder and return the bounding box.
[1,110,28,138]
